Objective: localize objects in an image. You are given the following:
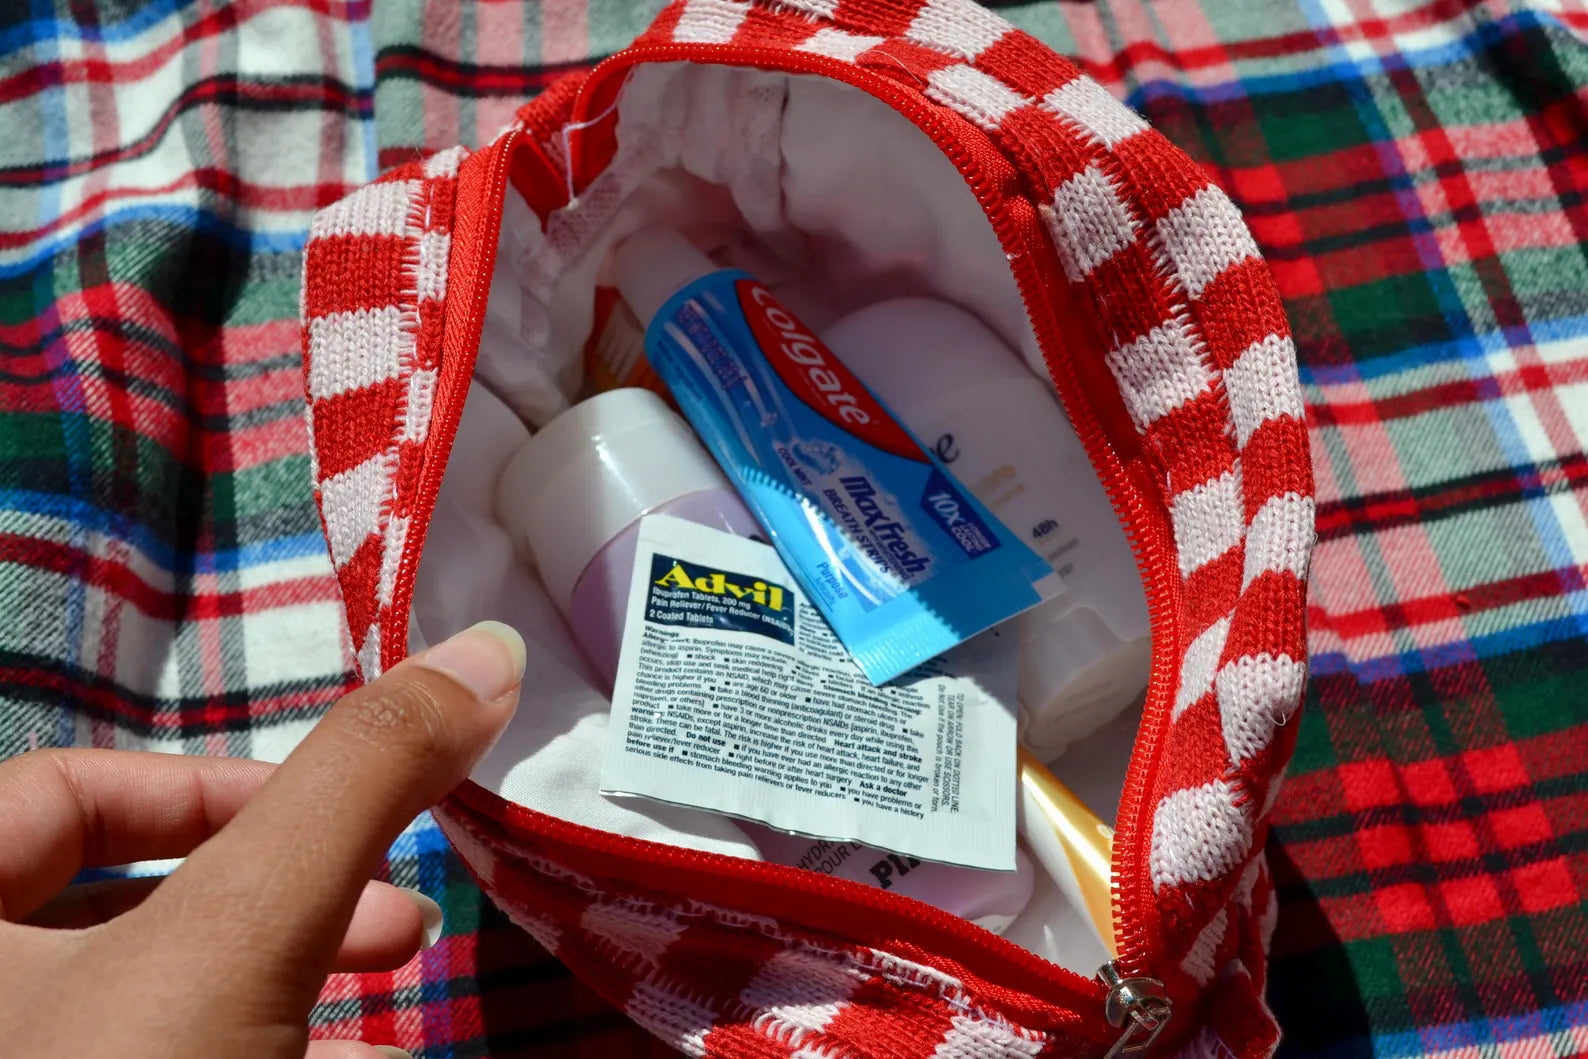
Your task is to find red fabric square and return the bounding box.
[1511,858,1577,914]
[1198,260,1298,370]
[1358,824,1413,868]
[1439,875,1504,925]
[1489,804,1553,849]
[1422,821,1479,861]
[1273,770,1342,823]
[1462,745,1529,793]
[1227,161,1286,206]
[1292,834,1360,880]
[1268,253,1328,300]
[1339,759,1400,810]
[1402,759,1457,806]
[1376,883,1436,932]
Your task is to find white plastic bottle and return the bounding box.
[821,298,1152,760]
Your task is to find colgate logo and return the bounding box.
[737,280,923,463]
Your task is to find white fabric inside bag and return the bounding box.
[409,63,1134,975]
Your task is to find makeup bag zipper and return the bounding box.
[1099,962,1174,1058]
[408,43,1183,1053]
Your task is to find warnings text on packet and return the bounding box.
[621,618,967,821]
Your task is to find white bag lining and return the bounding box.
[411,63,1132,975]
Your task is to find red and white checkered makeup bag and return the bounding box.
[298,1,1314,1055]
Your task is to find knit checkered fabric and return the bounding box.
[3,1,1585,1058]
[301,1,1309,1051]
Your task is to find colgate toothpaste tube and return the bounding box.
[613,228,1060,683]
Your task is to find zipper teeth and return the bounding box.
[388,129,521,668]
[1109,519,1177,976]
[402,40,1182,1013]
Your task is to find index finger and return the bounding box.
[136,621,523,996]
[0,750,273,921]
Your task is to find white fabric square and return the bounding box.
[1234,854,1263,909]
[924,64,1030,130]
[309,180,418,239]
[673,0,751,44]
[1181,908,1229,987]
[1223,332,1306,446]
[580,902,688,965]
[319,453,391,569]
[377,514,409,608]
[414,230,451,303]
[773,0,838,15]
[906,0,1010,60]
[1258,871,1280,946]
[1217,652,1307,763]
[1174,614,1231,720]
[1150,779,1251,889]
[1047,164,1137,280]
[506,908,563,957]
[1157,185,1261,300]
[241,601,351,693]
[398,367,438,444]
[797,27,884,62]
[357,621,383,679]
[740,949,860,1033]
[1043,76,1149,149]
[249,716,324,765]
[1243,492,1314,587]
[1170,467,1245,577]
[422,145,464,180]
[627,980,719,1054]
[931,1015,1046,1056]
[1261,762,1289,818]
[234,6,351,77]
[307,305,411,400]
[1107,320,1216,429]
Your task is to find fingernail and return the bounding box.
[415,621,525,703]
[375,1048,412,1059]
[402,887,444,948]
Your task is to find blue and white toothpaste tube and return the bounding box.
[612,228,1061,683]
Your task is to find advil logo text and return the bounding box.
[654,562,786,611]
[646,552,796,646]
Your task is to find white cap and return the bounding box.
[823,298,1033,412]
[494,389,731,616]
[1017,598,1152,759]
[612,227,719,326]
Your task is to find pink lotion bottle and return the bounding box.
[495,388,762,688]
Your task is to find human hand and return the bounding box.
[0,621,525,1059]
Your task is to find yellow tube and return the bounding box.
[1017,746,1118,957]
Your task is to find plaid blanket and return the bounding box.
[1,1,1584,1056]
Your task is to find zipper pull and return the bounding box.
[1097,962,1171,1059]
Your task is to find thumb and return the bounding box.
[132,621,523,1003]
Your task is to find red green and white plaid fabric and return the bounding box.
[2,1,1585,1057]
